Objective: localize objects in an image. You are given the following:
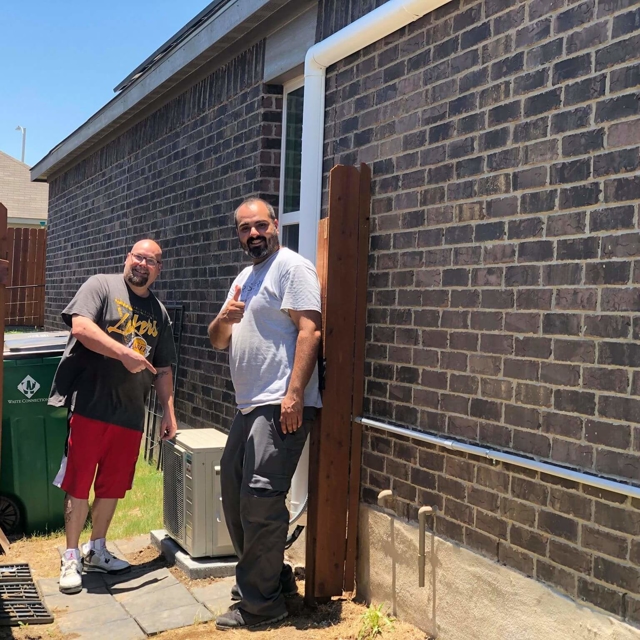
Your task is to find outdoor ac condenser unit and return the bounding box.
[163,429,235,558]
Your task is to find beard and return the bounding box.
[125,267,150,287]
[242,234,279,260]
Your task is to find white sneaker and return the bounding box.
[59,554,83,594]
[82,543,130,575]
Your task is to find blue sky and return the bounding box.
[0,0,209,167]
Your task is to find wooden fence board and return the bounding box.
[35,229,47,326]
[5,226,46,326]
[25,229,38,323]
[344,163,371,591]
[306,164,371,602]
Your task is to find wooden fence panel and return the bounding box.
[5,227,47,327]
[305,164,371,603]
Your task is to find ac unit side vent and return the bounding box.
[163,444,184,542]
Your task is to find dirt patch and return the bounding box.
[1,537,427,640]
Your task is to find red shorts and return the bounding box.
[53,414,143,500]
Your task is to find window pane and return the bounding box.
[282,86,304,214]
[282,224,299,253]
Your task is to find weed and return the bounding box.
[358,603,394,640]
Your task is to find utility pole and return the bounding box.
[15,126,26,164]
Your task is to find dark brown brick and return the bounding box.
[583,367,629,393]
[510,524,548,556]
[594,557,640,592]
[594,502,640,535]
[537,560,577,595]
[418,448,445,472]
[477,510,508,540]
[551,439,595,467]
[505,313,540,334]
[540,363,581,387]
[577,578,624,616]
[584,315,631,338]
[477,465,511,494]
[515,336,552,359]
[505,404,542,430]
[538,510,579,542]
[542,412,583,439]
[512,476,548,506]
[550,539,592,573]
[554,339,596,363]
[445,498,475,525]
[516,383,552,407]
[504,358,540,381]
[468,486,501,512]
[542,313,582,336]
[498,542,535,575]
[595,449,640,480]
[585,261,631,285]
[582,525,629,560]
[438,476,467,501]
[549,487,593,520]
[548,212,588,241]
[516,288,553,310]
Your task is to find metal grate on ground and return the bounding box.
[0,582,39,600]
[0,563,32,583]
[0,600,53,626]
[0,564,54,626]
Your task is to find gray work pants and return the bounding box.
[220,404,314,617]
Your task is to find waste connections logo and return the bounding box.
[17,375,40,399]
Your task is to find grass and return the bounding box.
[18,449,164,542]
[91,451,164,539]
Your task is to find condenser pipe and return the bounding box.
[356,417,640,501]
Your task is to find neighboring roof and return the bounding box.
[0,151,48,221]
[31,0,298,183]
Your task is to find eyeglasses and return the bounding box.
[130,253,161,268]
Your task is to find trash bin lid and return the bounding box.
[4,331,69,358]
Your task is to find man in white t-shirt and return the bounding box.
[208,198,322,630]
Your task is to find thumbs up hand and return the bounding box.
[221,285,245,324]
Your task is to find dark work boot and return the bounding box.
[215,607,288,630]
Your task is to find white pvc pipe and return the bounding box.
[356,416,640,501]
[297,0,451,264]
[290,0,452,528]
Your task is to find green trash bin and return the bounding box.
[1,332,69,535]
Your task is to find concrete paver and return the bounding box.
[55,599,130,636]
[191,576,235,616]
[58,617,146,640]
[43,535,228,637]
[106,567,178,595]
[119,581,200,617]
[135,602,213,635]
[44,587,113,614]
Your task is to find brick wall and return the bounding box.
[319,0,640,624]
[46,41,282,430]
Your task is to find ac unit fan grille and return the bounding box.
[163,443,184,542]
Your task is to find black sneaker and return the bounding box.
[215,607,288,630]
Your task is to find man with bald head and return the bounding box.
[49,239,177,594]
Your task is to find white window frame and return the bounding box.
[278,76,305,247]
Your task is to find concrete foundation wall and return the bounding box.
[358,504,640,640]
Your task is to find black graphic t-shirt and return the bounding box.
[48,274,177,431]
